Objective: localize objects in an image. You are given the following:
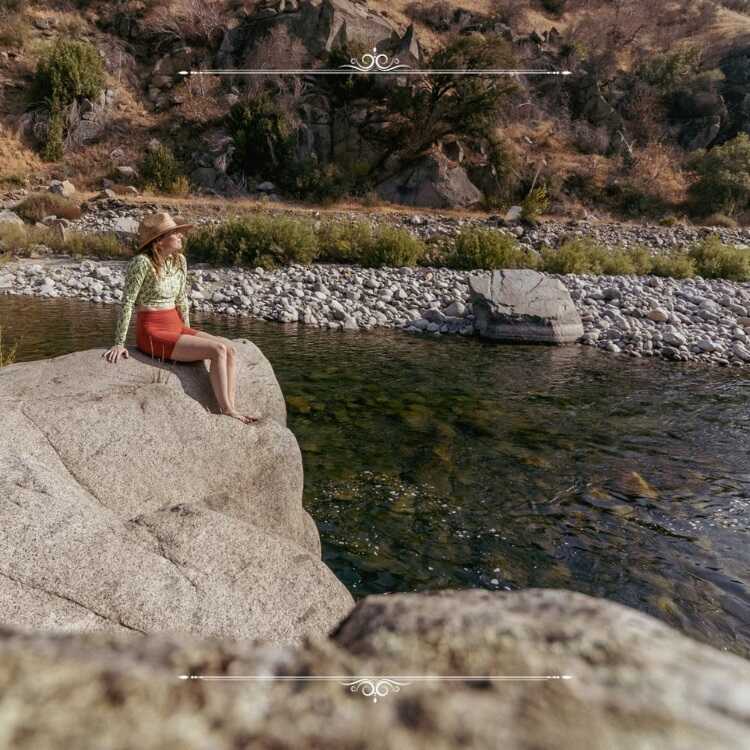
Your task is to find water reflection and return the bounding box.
[2,294,749,657]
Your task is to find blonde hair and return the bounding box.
[141,235,178,277]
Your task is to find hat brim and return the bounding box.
[138,223,194,252]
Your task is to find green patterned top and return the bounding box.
[113,252,190,347]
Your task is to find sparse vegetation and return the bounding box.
[687,133,750,217]
[14,192,81,222]
[31,38,106,161]
[688,234,750,280]
[0,324,18,368]
[140,145,190,195]
[186,215,319,268]
[447,227,536,270]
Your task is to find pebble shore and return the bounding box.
[3,255,750,367]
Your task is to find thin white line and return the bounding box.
[178,675,574,680]
[177,69,572,76]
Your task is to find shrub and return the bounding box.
[140,145,187,194]
[15,192,81,222]
[0,324,18,368]
[286,159,350,205]
[688,235,750,280]
[227,93,297,181]
[31,38,105,160]
[622,244,655,275]
[687,133,750,216]
[521,185,550,222]
[311,220,425,267]
[46,230,126,259]
[186,215,319,268]
[317,221,373,264]
[650,252,696,279]
[539,237,609,274]
[447,227,534,270]
[703,212,738,228]
[636,44,703,95]
[363,226,426,267]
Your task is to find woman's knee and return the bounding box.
[212,341,228,359]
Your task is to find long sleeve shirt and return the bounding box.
[113,252,190,347]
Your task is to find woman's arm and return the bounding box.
[176,253,190,327]
[113,255,149,347]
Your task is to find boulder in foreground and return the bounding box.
[0,588,748,749]
[0,344,353,643]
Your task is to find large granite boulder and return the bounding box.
[0,345,353,643]
[469,269,584,343]
[0,588,748,748]
[375,151,483,209]
[217,0,400,69]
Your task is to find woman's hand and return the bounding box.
[102,345,129,363]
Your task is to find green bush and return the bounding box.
[621,244,655,275]
[650,252,696,279]
[15,192,81,222]
[318,221,426,267]
[285,159,351,205]
[447,227,534,270]
[363,226,426,267]
[539,237,609,274]
[687,133,750,216]
[46,230,125,259]
[688,234,750,280]
[520,185,550,222]
[140,145,187,194]
[227,94,297,181]
[31,38,105,161]
[636,45,703,95]
[317,221,374,263]
[186,215,319,269]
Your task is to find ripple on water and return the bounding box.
[2,294,750,657]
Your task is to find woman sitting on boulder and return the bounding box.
[102,211,257,425]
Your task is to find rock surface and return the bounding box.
[0,588,748,749]
[0,347,353,643]
[469,269,584,343]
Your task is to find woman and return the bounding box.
[102,211,257,425]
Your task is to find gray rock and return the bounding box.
[0,209,25,228]
[0,347,353,643]
[48,179,76,198]
[1,588,748,748]
[469,270,584,344]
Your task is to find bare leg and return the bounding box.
[191,331,257,422]
[208,346,232,414]
[226,348,237,412]
[169,335,255,424]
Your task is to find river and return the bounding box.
[2,294,749,658]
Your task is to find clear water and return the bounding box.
[2,294,750,658]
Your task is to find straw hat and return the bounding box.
[137,212,194,252]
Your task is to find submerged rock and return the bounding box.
[0,346,353,643]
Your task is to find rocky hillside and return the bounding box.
[2,0,750,222]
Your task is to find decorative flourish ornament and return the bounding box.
[340,677,410,702]
[339,47,411,73]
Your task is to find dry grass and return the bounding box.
[0,124,44,186]
[0,324,18,368]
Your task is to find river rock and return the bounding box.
[469,269,584,344]
[0,347,353,643]
[0,588,748,748]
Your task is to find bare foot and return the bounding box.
[223,409,259,424]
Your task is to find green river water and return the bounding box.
[2,294,749,658]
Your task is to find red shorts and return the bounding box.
[136,307,198,360]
